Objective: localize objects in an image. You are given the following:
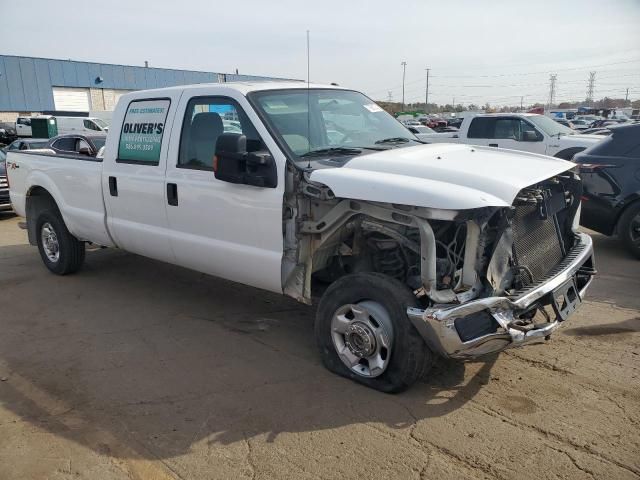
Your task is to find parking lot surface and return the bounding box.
[0,212,638,480]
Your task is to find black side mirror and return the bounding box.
[214,133,277,188]
[522,131,540,142]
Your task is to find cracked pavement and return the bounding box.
[0,213,638,479]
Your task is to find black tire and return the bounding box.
[618,201,640,259]
[36,210,85,275]
[315,272,433,393]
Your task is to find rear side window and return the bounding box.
[467,117,494,138]
[53,138,77,152]
[178,96,262,171]
[118,98,170,165]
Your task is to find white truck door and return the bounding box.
[489,117,547,155]
[102,94,181,263]
[163,90,285,293]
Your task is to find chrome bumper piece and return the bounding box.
[407,233,595,359]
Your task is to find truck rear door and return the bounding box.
[163,88,285,293]
[102,92,181,262]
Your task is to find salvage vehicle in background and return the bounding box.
[0,122,18,146]
[7,83,595,392]
[422,113,603,159]
[46,134,106,157]
[575,123,640,258]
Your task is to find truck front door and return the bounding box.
[163,89,285,293]
[102,94,180,262]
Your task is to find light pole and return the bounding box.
[425,67,430,113]
[401,61,407,111]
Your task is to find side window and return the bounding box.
[118,98,170,165]
[53,138,77,152]
[467,118,494,138]
[178,96,262,170]
[76,139,92,153]
[493,118,522,140]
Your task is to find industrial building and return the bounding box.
[0,55,297,122]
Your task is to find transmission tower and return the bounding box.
[548,74,557,108]
[586,72,596,106]
[387,91,393,102]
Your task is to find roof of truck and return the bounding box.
[125,81,345,96]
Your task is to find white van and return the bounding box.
[55,117,109,135]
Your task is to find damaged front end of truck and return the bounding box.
[282,154,595,360]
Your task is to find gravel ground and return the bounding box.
[0,212,638,480]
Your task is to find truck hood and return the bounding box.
[308,144,575,210]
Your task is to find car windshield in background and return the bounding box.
[250,89,420,160]
[93,118,109,128]
[529,115,575,136]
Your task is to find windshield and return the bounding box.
[528,115,575,136]
[93,118,109,129]
[250,89,420,159]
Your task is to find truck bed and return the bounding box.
[7,151,113,246]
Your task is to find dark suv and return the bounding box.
[575,123,640,258]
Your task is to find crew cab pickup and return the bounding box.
[422,113,603,159]
[7,83,595,392]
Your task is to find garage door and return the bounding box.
[52,87,91,112]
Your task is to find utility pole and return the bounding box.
[586,71,596,106]
[520,96,524,111]
[452,97,455,108]
[401,61,407,110]
[425,67,430,113]
[625,88,629,105]
[548,74,557,110]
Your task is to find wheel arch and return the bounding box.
[553,147,586,160]
[25,186,62,246]
[614,195,640,234]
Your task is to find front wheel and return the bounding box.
[618,202,640,259]
[36,211,85,275]
[315,272,433,393]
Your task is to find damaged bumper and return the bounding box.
[407,233,595,359]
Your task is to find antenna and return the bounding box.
[306,30,311,167]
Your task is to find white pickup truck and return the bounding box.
[7,83,595,392]
[422,113,603,159]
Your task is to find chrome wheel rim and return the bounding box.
[41,222,60,263]
[331,301,394,378]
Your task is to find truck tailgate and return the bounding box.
[7,151,113,246]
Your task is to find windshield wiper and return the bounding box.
[299,147,362,158]
[374,137,412,145]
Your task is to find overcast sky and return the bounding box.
[3,0,640,106]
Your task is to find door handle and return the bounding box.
[489,143,498,147]
[108,176,118,196]
[167,183,178,206]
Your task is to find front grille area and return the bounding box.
[512,203,564,286]
[0,175,9,204]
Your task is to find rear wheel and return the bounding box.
[36,210,85,274]
[315,272,433,393]
[618,202,640,259]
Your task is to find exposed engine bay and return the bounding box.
[282,165,586,323]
